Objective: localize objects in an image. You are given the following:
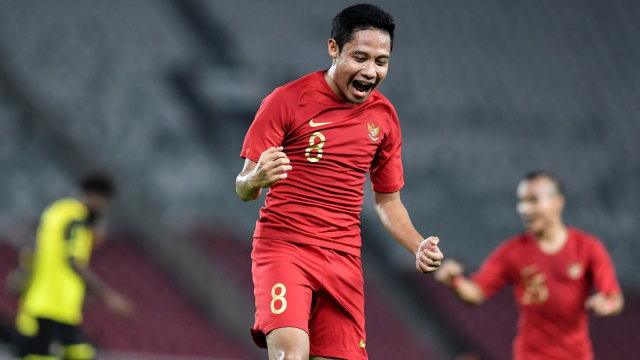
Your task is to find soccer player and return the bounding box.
[12,172,132,360]
[435,171,624,360]
[236,4,443,360]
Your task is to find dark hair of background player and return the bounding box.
[521,170,565,197]
[79,171,116,198]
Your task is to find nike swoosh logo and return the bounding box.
[309,118,333,127]
[359,339,366,348]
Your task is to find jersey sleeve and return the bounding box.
[471,241,512,298]
[588,238,621,295]
[240,88,291,163]
[369,106,404,193]
[64,219,92,266]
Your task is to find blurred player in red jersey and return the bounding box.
[236,4,443,360]
[435,171,624,360]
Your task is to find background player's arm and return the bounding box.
[69,256,133,318]
[435,259,486,305]
[373,191,443,273]
[584,238,624,316]
[236,146,292,201]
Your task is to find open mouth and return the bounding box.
[352,80,373,96]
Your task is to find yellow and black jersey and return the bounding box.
[19,198,93,329]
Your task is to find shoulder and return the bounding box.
[482,234,529,271]
[368,90,397,117]
[266,71,323,103]
[569,227,608,252]
[42,198,88,221]
[370,88,394,106]
[477,234,525,274]
[495,233,529,254]
[569,227,599,242]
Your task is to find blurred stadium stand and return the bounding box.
[0,0,638,359]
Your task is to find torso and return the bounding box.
[241,71,404,256]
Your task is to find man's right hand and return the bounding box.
[250,146,292,188]
[236,146,292,201]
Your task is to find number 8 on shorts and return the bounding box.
[270,283,287,314]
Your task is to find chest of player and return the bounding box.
[512,250,590,308]
[283,111,384,171]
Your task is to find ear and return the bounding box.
[328,38,339,59]
[551,193,565,216]
[557,194,565,212]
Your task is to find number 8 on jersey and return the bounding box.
[305,132,326,163]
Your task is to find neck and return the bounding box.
[533,221,568,254]
[324,66,338,93]
[323,67,352,105]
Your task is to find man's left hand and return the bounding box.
[416,236,443,274]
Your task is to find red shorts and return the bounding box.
[251,238,367,360]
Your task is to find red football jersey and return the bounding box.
[241,71,404,256]
[471,227,621,360]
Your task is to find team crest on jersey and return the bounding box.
[567,262,583,279]
[367,119,380,142]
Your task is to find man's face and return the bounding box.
[516,177,564,234]
[327,28,391,104]
[83,193,111,220]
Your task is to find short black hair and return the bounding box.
[330,3,395,52]
[521,170,565,196]
[79,171,116,198]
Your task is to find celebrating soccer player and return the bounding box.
[435,171,624,360]
[236,4,443,360]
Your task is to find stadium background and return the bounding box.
[0,0,638,359]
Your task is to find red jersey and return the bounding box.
[241,71,404,256]
[471,228,621,360]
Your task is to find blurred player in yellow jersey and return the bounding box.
[11,172,132,360]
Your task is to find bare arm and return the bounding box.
[586,292,624,316]
[434,259,485,305]
[373,191,443,273]
[70,257,132,317]
[584,240,625,316]
[236,146,292,201]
